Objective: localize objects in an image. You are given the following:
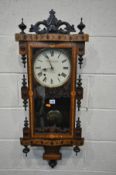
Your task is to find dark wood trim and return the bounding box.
[15,33,89,42]
[20,137,84,146]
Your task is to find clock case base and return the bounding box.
[20,125,84,167]
[20,139,84,168]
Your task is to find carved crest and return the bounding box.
[29,9,76,34]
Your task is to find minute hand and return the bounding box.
[49,61,54,70]
[45,55,54,70]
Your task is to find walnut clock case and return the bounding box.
[15,10,89,168]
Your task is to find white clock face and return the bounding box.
[33,49,71,88]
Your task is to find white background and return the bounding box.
[0,0,116,175]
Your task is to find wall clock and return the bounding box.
[15,10,89,168]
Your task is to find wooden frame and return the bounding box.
[15,33,88,167]
[27,42,78,139]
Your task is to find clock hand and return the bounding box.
[44,54,54,70]
[42,67,53,71]
[47,59,54,70]
[42,68,47,71]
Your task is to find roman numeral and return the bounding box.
[51,78,53,84]
[50,50,54,56]
[38,72,42,77]
[63,67,68,69]
[58,77,60,82]
[61,72,67,78]
[35,66,41,69]
[44,53,49,59]
[43,77,47,82]
[62,59,67,63]
[58,51,61,58]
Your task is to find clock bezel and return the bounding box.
[27,42,78,139]
[33,48,71,88]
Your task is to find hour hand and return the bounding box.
[42,67,51,71]
[42,68,47,71]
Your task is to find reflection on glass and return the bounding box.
[33,83,71,134]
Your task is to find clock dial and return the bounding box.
[33,49,71,88]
